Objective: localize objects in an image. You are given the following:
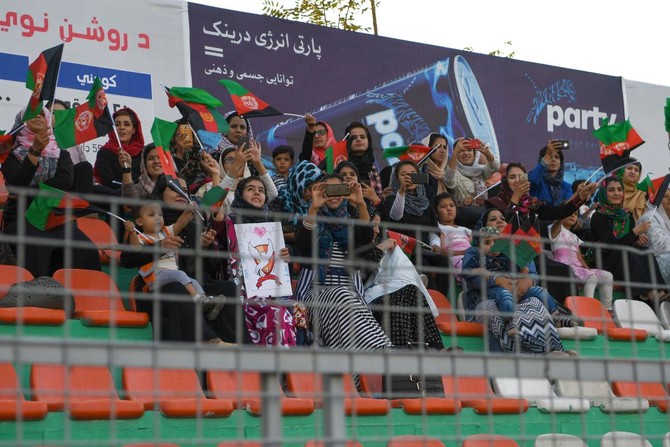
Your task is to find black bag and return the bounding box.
[0,276,73,313]
[382,343,445,398]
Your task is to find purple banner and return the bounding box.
[188,3,624,181]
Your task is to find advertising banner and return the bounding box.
[0,0,187,163]
[188,3,625,182]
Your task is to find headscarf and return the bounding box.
[12,107,61,185]
[595,176,631,239]
[485,171,542,217]
[100,108,144,157]
[538,144,567,205]
[422,133,447,194]
[316,193,353,282]
[215,111,253,153]
[229,177,269,224]
[277,161,323,217]
[389,163,430,217]
[137,144,161,197]
[616,160,646,221]
[345,121,377,181]
[310,121,336,166]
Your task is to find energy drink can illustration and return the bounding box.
[256,55,499,163]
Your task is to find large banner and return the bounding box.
[0,0,188,163]
[188,3,625,183]
[623,80,670,177]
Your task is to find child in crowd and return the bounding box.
[429,193,472,277]
[124,201,214,304]
[549,211,614,309]
[271,145,294,191]
[463,227,573,337]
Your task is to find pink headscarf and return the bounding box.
[14,107,61,158]
[310,121,336,166]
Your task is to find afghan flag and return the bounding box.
[25,183,90,231]
[0,130,13,145]
[201,186,229,212]
[53,77,113,148]
[490,221,542,268]
[592,119,644,159]
[387,230,418,258]
[324,140,348,174]
[638,174,670,207]
[165,86,229,134]
[219,80,282,118]
[150,118,178,178]
[383,144,434,164]
[23,44,64,122]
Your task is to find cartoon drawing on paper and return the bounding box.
[248,238,282,288]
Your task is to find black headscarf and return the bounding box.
[345,121,377,181]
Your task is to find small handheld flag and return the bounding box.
[324,140,348,174]
[201,186,230,212]
[490,220,542,268]
[219,80,282,118]
[23,43,64,122]
[383,144,434,164]
[163,85,229,134]
[25,183,90,230]
[592,119,644,174]
[150,118,178,179]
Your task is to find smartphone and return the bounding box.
[409,172,429,185]
[518,173,528,183]
[237,136,251,150]
[465,139,481,150]
[556,140,570,150]
[324,183,351,197]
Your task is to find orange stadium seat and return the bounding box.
[441,375,528,414]
[76,217,121,264]
[564,296,648,341]
[0,265,66,326]
[611,381,670,412]
[0,363,48,421]
[123,444,182,447]
[30,364,144,420]
[428,289,484,337]
[462,434,520,447]
[123,367,233,418]
[305,441,363,447]
[217,443,263,447]
[206,370,314,416]
[52,268,148,327]
[285,372,389,416]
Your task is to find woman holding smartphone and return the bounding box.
[529,140,573,206]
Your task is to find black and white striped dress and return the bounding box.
[295,242,392,351]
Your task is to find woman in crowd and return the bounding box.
[379,160,452,293]
[590,175,667,304]
[93,108,144,189]
[444,137,499,227]
[335,161,382,223]
[486,162,596,303]
[618,158,647,221]
[121,174,243,345]
[641,188,670,284]
[422,132,449,200]
[170,118,211,190]
[300,113,336,166]
[529,141,573,206]
[1,108,101,277]
[223,177,296,347]
[214,112,252,156]
[345,121,383,194]
[293,173,391,351]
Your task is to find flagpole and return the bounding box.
[166,177,206,223]
[341,133,349,142]
[105,210,142,235]
[473,181,501,200]
[282,113,304,118]
[417,144,441,168]
[585,166,604,184]
[188,122,206,152]
[107,107,128,169]
[48,45,65,117]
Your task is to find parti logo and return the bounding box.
[525,74,617,132]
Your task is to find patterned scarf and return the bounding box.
[595,177,631,239]
[12,108,61,185]
[542,163,566,205]
[277,161,323,217]
[229,184,268,224]
[316,200,356,283]
[389,166,430,216]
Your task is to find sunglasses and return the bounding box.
[314,129,327,136]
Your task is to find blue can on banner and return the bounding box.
[255,55,500,165]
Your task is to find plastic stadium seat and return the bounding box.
[30,364,144,420]
[123,367,233,418]
[206,370,314,416]
[218,443,263,447]
[534,434,587,447]
[462,434,520,447]
[428,289,484,337]
[565,296,648,341]
[76,217,121,264]
[0,363,48,421]
[285,372,389,416]
[305,441,363,447]
[0,265,65,326]
[554,379,649,413]
[664,433,670,447]
[123,444,181,447]
[614,299,670,341]
[492,377,590,413]
[660,301,670,330]
[386,435,446,447]
[441,375,528,414]
[52,268,148,327]
[600,432,652,447]
[611,381,670,411]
